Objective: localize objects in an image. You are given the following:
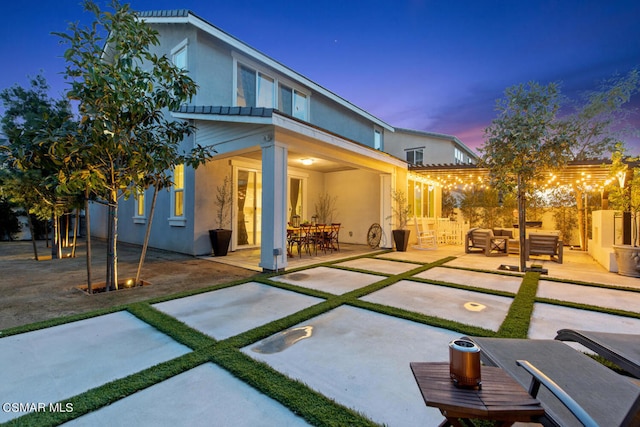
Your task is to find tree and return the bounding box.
[559,68,640,249]
[480,82,572,271]
[0,75,75,260]
[55,0,212,291]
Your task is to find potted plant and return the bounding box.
[389,189,411,251]
[209,175,233,256]
[608,146,640,277]
[314,192,337,224]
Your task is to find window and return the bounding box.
[236,64,274,108]
[408,179,435,218]
[278,84,308,120]
[406,148,424,166]
[171,39,188,70]
[170,164,186,226]
[374,130,382,150]
[134,190,146,224]
[455,148,465,164]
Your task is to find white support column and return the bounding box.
[260,138,288,271]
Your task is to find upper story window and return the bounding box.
[237,64,274,108]
[171,39,188,70]
[455,147,464,164]
[406,148,424,165]
[279,84,308,120]
[234,56,310,120]
[374,129,382,150]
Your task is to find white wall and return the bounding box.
[324,169,381,245]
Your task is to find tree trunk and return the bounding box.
[518,175,527,272]
[106,190,119,291]
[71,208,79,258]
[85,190,92,294]
[135,186,158,285]
[27,210,38,261]
[52,213,61,259]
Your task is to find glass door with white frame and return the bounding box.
[236,169,262,248]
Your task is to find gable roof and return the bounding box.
[137,9,394,132]
[393,127,478,159]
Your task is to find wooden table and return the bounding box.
[410,362,544,427]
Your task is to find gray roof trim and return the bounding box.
[177,105,273,117]
[138,10,394,132]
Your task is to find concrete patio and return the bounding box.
[1,243,639,426]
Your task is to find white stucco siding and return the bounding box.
[324,169,382,245]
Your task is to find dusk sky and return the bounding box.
[2,0,639,154]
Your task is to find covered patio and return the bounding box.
[185,109,406,272]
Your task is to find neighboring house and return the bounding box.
[91,9,408,271]
[385,128,478,166]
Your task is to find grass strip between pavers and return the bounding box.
[3,351,209,427]
[4,252,640,426]
[497,271,539,338]
[208,345,382,427]
[127,303,217,350]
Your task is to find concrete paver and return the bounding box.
[361,280,513,331]
[153,282,323,340]
[414,267,523,293]
[0,311,190,423]
[243,305,460,427]
[63,363,310,427]
[335,258,421,275]
[538,280,640,312]
[2,243,640,427]
[271,266,383,294]
[528,302,640,341]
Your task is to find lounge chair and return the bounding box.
[464,228,508,256]
[525,233,563,263]
[555,329,640,379]
[468,337,640,427]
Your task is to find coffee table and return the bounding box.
[410,362,544,427]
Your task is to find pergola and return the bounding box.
[409,160,615,195]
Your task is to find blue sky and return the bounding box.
[2,0,639,154]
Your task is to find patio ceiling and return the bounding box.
[410,160,615,192]
[238,150,356,173]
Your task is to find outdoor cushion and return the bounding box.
[468,337,640,427]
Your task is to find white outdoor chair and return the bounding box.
[413,217,437,250]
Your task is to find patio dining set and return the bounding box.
[287,222,341,258]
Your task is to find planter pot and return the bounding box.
[392,229,411,252]
[209,229,232,256]
[613,245,640,277]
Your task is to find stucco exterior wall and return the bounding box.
[311,95,379,149]
[324,169,382,245]
[385,130,477,165]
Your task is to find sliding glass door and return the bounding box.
[236,169,262,248]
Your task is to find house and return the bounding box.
[91,9,409,271]
[384,128,478,166]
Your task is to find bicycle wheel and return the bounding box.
[367,223,382,248]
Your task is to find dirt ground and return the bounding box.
[0,239,258,330]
